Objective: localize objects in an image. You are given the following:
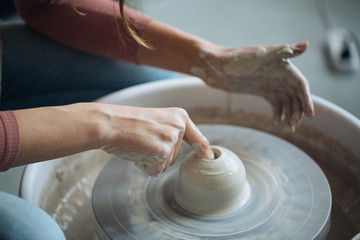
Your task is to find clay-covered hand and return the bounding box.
[192,41,314,131]
[101,106,213,176]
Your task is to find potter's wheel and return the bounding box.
[92,125,331,240]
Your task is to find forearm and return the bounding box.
[136,20,222,75]
[12,103,104,166]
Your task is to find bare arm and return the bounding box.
[12,104,101,166]
[12,103,212,176]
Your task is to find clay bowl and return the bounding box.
[20,77,360,239]
[173,145,249,216]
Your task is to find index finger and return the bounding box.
[183,118,213,160]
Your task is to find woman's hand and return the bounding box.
[99,105,213,176]
[136,21,314,130]
[13,103,213,176]
[191,41,315,131]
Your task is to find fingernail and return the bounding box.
[292,42,308,54]
[200,146,214,160]
[206,148,215,160]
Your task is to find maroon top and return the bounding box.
[0,111,20,171]
[14,0,152,63]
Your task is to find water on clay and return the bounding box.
[38,108,359,240]
[92,125,331,240]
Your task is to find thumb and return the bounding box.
[183,119,214,160]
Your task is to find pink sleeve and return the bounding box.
[14,0,152,64]
[0,111,20,171]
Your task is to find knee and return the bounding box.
[0,191,65,240]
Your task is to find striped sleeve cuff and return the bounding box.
[0,111,21,171]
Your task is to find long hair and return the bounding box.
[119,0,153,49]
[70,0,153,49]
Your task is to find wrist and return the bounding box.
[136,20,220,75]
[68,103,113,150]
